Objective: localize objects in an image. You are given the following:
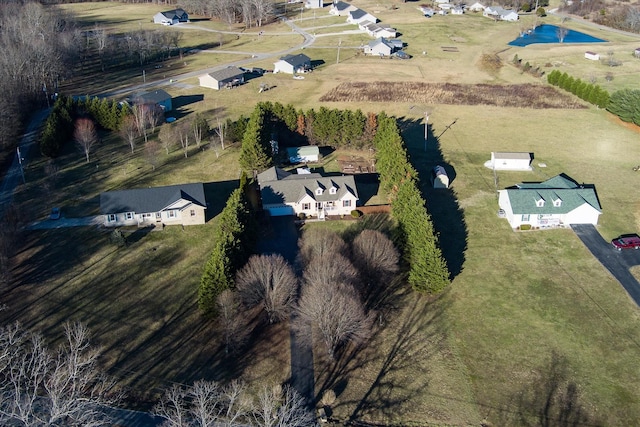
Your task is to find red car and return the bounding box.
[611,234,640,250]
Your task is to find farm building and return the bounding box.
[364,38,394,56]
[257,167,359,219]
[347,8,377,24]
[274,53,311,74]
[361,22,397,38]
[199,67,245,90]
[100,183,207,227]
[498,174,601,230]
[432,165,450,189]
[153,9,189,25]
[585,51,600,60]
[287,146,320,163]
[329,1,357,16]
[132,89,172,112]
[484,152,532,171]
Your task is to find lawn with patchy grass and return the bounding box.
[5,0,640,424]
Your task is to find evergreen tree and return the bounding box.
[607,89,640,124]
[239,105,272,172]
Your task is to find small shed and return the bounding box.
[585,51,600,61]
[485,152,533,171]
[432,165,449,189]
[634,47,640,57]
[287,146,319,163]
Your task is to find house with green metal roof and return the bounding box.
[257,167,359,219]
[100,183,207,227]
[498,174,601,230]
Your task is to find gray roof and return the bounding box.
[278,54,311,67]
[368,38,393,49]
[160,9,188,19]
[349,8,369,20]
[207,66,244,82]
[100,183,206,214]
[258,167,358,205]
[504,174,601,214]
[134,89,171,104]
[333,1,353,11]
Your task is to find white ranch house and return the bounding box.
[361,22,397,38]
[347,8,377,25]
[364,38,394,56]
[257,167,359,219]
[467,2,486,11]
[484,6,519,21]
[484,152,533,171]
[329,1,357,16]
[100,183,207,227]
[153,9,189,25]
[274,53,311,74]
[498,174,601,230]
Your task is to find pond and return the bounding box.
[508,24,607,46]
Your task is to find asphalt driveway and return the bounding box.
[572,224,640,306]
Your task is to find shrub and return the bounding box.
[536,7,546,16]
[520,224,532,231]
[351,210,362,218]
[298,212,306,220]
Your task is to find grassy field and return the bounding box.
[4,0,640,425]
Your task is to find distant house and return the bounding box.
[199,67,245,90]
[347,8,377,24]
[364,38,394,56]
[635,47,640,57]
[100,183,207,227]
[133,89,172,112]
[439,3,454,10]
[467,2,486,11]
[287,146,320,163]
[274,53,311,74]
[420,6,435,17]
[498,174,601,230]
[585,51,600,60]
[329,1,357,16]
[432,165,449,189]
[361,22,397,38]
[257,167,359,218]
[153,9,189,25]
[451,6,465,14]
[484,6,519,21]
[484,152,532,171]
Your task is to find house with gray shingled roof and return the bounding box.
[498,174,601,230]
[330,1,357,16]
[274,54,311,74]
[199,67,245,90]
[100,183,207,227]
[257,167,359,219]
[347,8,377,24]
[153,9,189,25]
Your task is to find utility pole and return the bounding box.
[336,38,342,64]
[424,111,429,151]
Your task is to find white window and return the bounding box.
[343,200,351,208]
[168,210,176,218]
[315,188,323,195]
[107,214,116,222]
[190,209,196,217]
[156,212,162,219]
[522,214,530,221]
[553,199,562,207]
[536,199,545,207]
[302,203,311,210]
[329,187,337,194]
[125,212,134,220]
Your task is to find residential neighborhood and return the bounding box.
[1,0,640,426]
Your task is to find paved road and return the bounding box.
[572,224,640,306]
[0,109,50,220]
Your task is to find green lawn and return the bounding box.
[5,1,640,424]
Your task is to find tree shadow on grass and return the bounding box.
[397,117,468,279]
[496,350,603,427]
[313,293,451,424]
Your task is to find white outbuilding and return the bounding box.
[484,152,532,171]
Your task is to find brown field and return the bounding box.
[320,82,587,108]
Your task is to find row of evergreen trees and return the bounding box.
[374,113,450,293]
[546,70,610,109]
[199,174,256,315]
[40,95,129,158]
[606,89,640,126]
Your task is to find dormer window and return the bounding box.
[329,186,337,195]
[535,198,545,208]
[553,198,562,207]
[316,188,323,195]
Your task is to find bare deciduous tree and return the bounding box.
[556,26,568,43]
[302,253,358,290]
[0,322,120,426]
[159,123,177,155]
[252,384,316,427]
[214,117,227,151]
[120,115,138,154]
[74,117,98,163]
[216,290,248,355]
[297,277,373,359]
[351,229,400,286]
[297,228,348,266]
[236,254,298,324]
[144,140,161,171]
[176,121,191,158]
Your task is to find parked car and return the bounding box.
[611,234,640,250]
[49,207,61,220]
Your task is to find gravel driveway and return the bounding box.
[572,224,640,306]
